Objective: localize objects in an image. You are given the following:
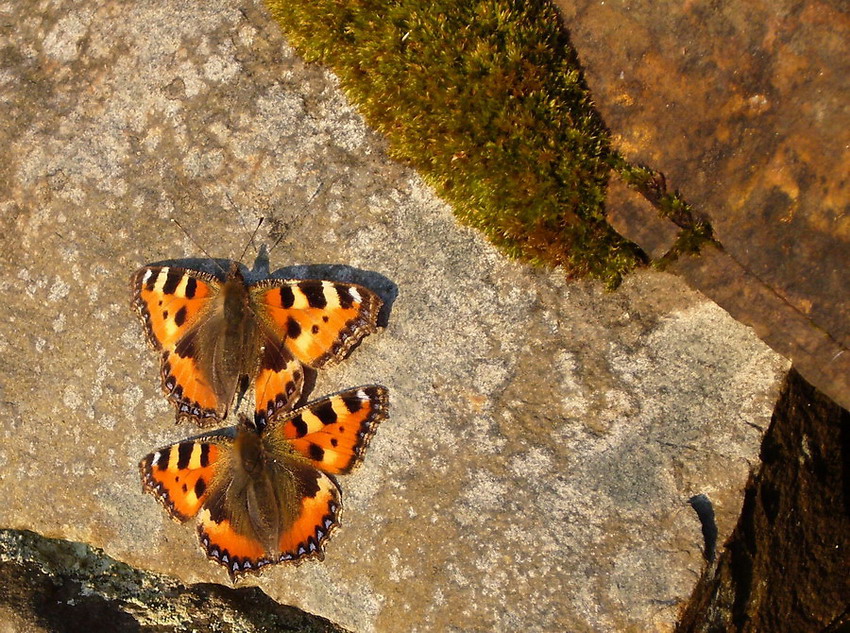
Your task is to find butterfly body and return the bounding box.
[140,386,389,578]
[131,262,382,426]
[193,264,264,416]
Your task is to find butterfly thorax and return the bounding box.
[197,264,262,418]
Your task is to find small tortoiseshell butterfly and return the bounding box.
[139,385,388,579]
[130,262,382,426]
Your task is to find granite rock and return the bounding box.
[0,0,788,630]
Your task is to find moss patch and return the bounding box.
[266,0,652,287]
[609,155,717,268]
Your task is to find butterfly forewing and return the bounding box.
[131,266,219,351]
[139,434,231,522]
[269,385,389,475]
[251,279,382,368]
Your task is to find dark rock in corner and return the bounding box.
[677,369,850,632]
[0,529,348,633]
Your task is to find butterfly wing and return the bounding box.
[139,434,232,523]
[250,279,382,368]
[141,384,386,580]
[274,461,341,566]
[131,266,218,350]
[252,338,304,430]
[131,266,223,424]
[268,386,389,475]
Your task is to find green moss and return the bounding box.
[608,153,718,266]
[266,0,716,286]
[266,0,649,287]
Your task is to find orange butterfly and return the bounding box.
[139,385,388,579]
[130,262,382,427]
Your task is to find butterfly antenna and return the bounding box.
[239,216,264,263]
[170,217,227,275]
[267,181,326,256]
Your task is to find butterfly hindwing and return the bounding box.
[159,345,222,424]
[275,464,341,565]
[251,279,382,368]
[272,386,389,475]
[139,435,231,522]
[195,428,342,578]
[253,339,304,429]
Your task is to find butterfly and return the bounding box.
[139,385,388,579]
[130,261,382,427]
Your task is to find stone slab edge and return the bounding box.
[607,180,850,412]
[670,247,850,413]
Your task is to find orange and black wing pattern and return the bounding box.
[130,266,222,424]
[270,386,389,475]
[196,459,342,578]
[139,386,388,580]
[139,435,230,522]
[251,279,382,368]
[131,266,218,351]
[252,338,304,430]
[275,463,341,566]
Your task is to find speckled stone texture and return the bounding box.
[0,0,787,631]
[557,0,850,412]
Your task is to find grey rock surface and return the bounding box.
[677,370,850,633]
[0,0,788,631]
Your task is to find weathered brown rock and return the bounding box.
[606,174,680,260]
[558,0,850,411]
[676,369,850,632]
